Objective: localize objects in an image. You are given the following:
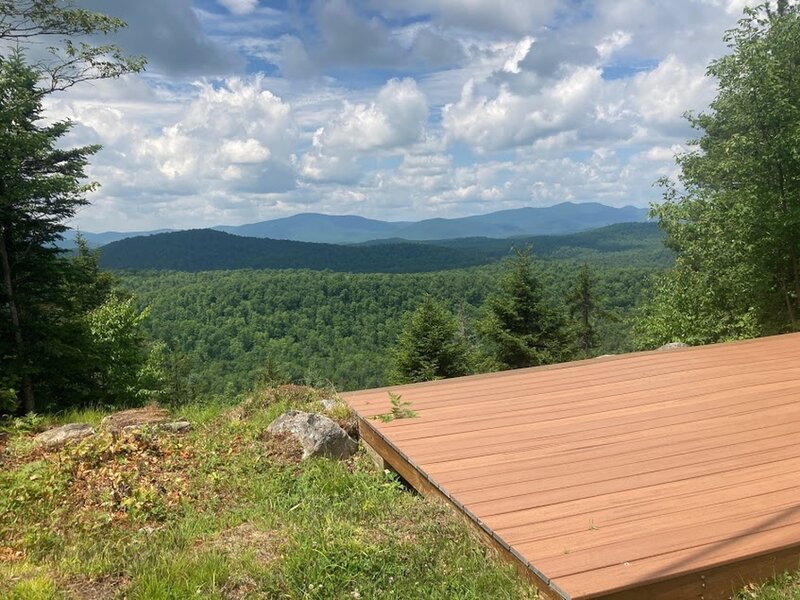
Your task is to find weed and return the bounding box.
[372,392,418,423]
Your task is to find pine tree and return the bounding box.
[389,296,471,384]
[0,52,101,412]
[568,264,599,357]
[481,248,568,369]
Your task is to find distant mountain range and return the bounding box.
[69,202,649,247]
[98,222,671,273]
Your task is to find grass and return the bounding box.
[0,385,538,599]
[736,573,800,600]
[5,385,800,599]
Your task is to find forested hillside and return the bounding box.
[100,229,487,272]
[119,260,659,396]
[100,222,672,273]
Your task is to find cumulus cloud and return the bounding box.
[79,0,243,76]
[135,77,296,191]
[634,55,714,129]
[300,78,428,182]
[443,66,605,152]
[57,0,761,229]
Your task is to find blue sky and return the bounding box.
[47,0,755,231]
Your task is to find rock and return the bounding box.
[34,423,95,448]
[101,407,170,433]
[267,410,357,460]
[159,421,192,433]
[658,342,690,351]
[320,397,342,411]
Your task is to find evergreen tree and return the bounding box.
[481,249,568,369]
[568,264,599,357]
[638,3,800,345]
[389,296,471,384]
[0,52,100,412]
[0,0,144,413]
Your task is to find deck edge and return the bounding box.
[356,415,571,600]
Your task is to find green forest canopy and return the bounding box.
[118,255,661,398]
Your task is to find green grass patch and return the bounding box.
[0,385,537,599]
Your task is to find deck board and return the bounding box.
[341,333,800,599]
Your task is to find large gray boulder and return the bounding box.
[35,423,95,448]
[267,410,357,460]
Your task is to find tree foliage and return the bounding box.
[568,264,601,357]
[0,0,145,92]
[481,249,569,370]
[388,296,471,384]
[0,1,146,413]
[85,296,166,406]
[0,52,100,412]
[638,3,800,346]
[116,258,656,396]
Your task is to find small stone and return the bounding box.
[319,397,341,411]
[34,423,95,448]
[657,342,690,350]
[267,410,357,460]
[159,421,192,433]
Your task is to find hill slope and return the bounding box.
[1,389,536,598]
[98,222,670,273]
[98,229,487,273]
[215,213,408,244]
[69,202,650,247]
[215,202,649,243]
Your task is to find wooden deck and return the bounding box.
[341,333,800,600]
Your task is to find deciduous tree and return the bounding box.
[638,2,800,346]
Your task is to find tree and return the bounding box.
[0,0,145,92]
[481,249,568,369]
[568,264,599,357]
[389,296,471,384]
[0,1,144,412]
[85,295,166,406]
[0,52,101,412]
[638,3,800,346]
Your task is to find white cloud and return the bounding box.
[220,138,272,163]
[443,66,604,152]
[503,37,534,74]
[596,30,632,60]
[300,78,428,182]
[634,55,713,126]
[134,77,295,189]
[218,0,259,15]
[55,0,761,230]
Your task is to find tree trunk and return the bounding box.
[0,225,34,413]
